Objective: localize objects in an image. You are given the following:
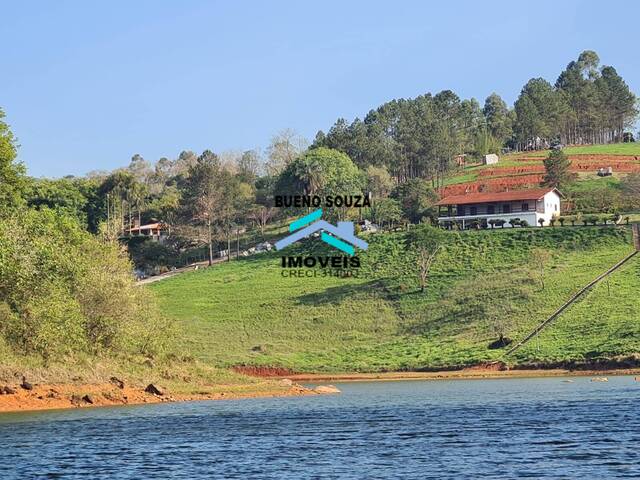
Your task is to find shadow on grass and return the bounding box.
[295,280,387,306]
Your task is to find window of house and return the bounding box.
[458,206,465,216]
[470,206,477,215]
[487,205,495,214]
[522,203,529,212]
[503,204,511,214]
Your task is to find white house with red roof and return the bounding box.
[126,222,166,241]
[436,188,563,228]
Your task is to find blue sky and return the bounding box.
[3,0,639,177]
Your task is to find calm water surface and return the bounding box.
[1,376,639,479]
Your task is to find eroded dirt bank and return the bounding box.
[0,380,318,414]
[278,367,640,382]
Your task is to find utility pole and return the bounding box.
[236,228,240,260]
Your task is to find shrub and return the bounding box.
[508,218,521,228]
[538,218,545,227]
[550,218,557,227]
[0,209,173,359]
[495,219,506,228]
[519,219,530,228]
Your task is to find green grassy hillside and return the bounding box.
[150,226,640,372]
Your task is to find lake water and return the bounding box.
[1,376,639,479]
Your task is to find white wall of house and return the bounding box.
[538,191,561,225]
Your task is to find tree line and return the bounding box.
[313,50,638,182]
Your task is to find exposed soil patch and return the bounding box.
[443,153,640,197]
[232,365,297,377]
[464,361,509,371]
[442,175,543,196]
[512,354,640,372]
[278,367,640,383]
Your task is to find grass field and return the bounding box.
[502,143,640,159]
[150,226,640,372]
[528,143,640,157]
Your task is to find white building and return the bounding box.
[436,188,563,229]
[127,222,167,241]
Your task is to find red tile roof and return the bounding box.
[436,188,560,206]
[128,223,162,232]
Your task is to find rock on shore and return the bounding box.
[313,385,341,394]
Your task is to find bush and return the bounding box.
[0,209,172,359]
[538,218,545,227]
[586,215,599,226]
[508,218,521,228]
[519,219,530,227]
[559,215,575,226]
[574,212,583,226]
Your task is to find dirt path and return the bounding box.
[137,258,225,285]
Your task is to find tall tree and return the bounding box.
[128,154,152,183]
[237,149,261,184]
[513,78,564,150]
[98,171,137,234]
[0,108,26,215]
[483,93,513,144]
[265,129,308,176]
[542,149,575,189]
[180,150,223,265]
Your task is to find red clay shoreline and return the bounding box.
[2,367,639,414]
[0,381,319,414]
[272,367,640,382]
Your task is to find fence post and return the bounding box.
[633,224,640,251]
